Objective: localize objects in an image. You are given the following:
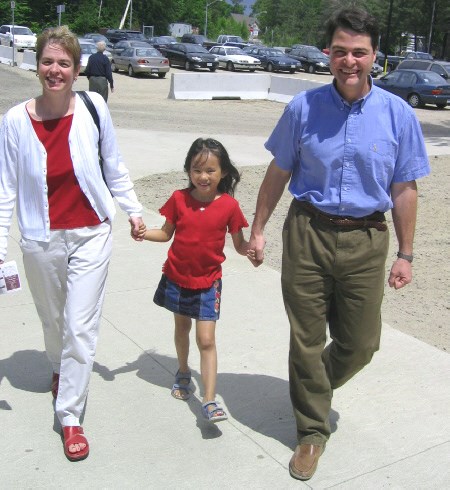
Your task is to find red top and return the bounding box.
[29,113,101,229]
[160,189,248,289]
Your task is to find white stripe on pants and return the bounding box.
[21,222,112,426]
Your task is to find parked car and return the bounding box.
[164,43,219,71]
[111,46,170,78]
[374,69,450,109]
[288,45,330,73]
[105,29,148,45]
[147,36,177,55]
[0,24,36,51]
[78,41,99,74]
[286,43,321,55]
[371,62,384,78]
[404,51,433,60]
[83,33,114,50]
[78,37,112,61]
[209,45,261,72]
[396,59,450,80]
[246,47,301,73]
[216,34,249,49]
[111,40,149,57]
[181,33,216,48]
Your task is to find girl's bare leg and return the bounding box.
[196,320,217,403]
[173,314,192,398]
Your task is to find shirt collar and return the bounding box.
[330,76,374,112]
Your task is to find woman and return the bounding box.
[0,26,145,461]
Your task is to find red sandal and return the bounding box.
[51,373,59,399]
[62,426,90,461]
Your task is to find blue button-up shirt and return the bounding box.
[265,81,430,218]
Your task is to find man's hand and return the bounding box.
[388,259,412,289]
[248,232,266,267]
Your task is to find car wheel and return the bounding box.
[249,68,256,72]
[226,61,235,71]
[308,64,315,74]
[128,65,135,77]
[289,68,296,74]
[436,103,447,109]
[407,93,421,108]
[111,62,118,73]
[266,62,273,72]
[158,72,166,79]
[185,60,192,71]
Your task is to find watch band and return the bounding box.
[397,252,413,263]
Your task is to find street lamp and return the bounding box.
[204,0,222,38]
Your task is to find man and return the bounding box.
[85,41,114,102]
[249,7,430,481]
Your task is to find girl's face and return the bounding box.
[38,42,80,95]
[189,151,226,200]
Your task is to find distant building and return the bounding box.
[169,23,191,37]
[230,13,261,39]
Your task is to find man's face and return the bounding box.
[329,27,376,102]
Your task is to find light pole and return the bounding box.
[204,0,222,38]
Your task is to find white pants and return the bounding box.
[21,222,112,426]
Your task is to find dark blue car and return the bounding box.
[246,47,301,73]
[374,69,450,109]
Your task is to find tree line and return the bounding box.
[0,0,449,57]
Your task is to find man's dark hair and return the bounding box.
[325,7,379,51]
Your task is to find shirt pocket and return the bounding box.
[366,140,397,186]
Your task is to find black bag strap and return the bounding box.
[78,90,100,136]
[77,91,110,192]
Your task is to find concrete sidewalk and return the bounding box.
[1,130,449,488]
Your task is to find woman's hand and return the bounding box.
[129,217,146,241]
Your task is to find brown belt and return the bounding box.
[294,200,388,232]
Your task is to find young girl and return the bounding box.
[141,138,255,423]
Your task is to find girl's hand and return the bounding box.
[129,217,146,242]
[246,249,260,268]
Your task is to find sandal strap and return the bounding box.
[172,383,189,393]
[175,370,191,383]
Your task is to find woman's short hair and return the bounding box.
[36,25,81,68]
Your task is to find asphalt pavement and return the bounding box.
[1,122,450,488]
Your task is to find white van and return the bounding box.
[0,25,37,51]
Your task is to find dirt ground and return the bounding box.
[1,62,449,352]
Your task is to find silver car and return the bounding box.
[111,46,170,78]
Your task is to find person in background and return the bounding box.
[0,26,144,461]
[249,6,430,481]
[85,40,114,102]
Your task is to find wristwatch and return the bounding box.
[397,251,413,263]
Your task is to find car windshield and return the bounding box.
[226,48,243,55]
[13,27,33,35]
[80,44,97,54]
[135,48,160,57]
[159,36,176,43]
[417,71,447,83]
[187,45,207,53]
[266,50,283,57]
[311,53,329,61]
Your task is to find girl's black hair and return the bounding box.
[184,138,241,197]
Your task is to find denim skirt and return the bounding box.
[153,274,222,321]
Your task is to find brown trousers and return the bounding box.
[281,200,389,446]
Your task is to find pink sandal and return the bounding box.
[62,426,90,461]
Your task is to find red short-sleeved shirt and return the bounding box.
[160,189,248,289]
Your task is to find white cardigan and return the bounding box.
[0,91,142,260]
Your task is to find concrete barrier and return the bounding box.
[20,50,36,71]
[168,72,323,103]
[0,45,14,66]
[268,75,325,103]
[168,73,271,100]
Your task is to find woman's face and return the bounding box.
[38,42,80,95]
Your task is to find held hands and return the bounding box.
[388,258,412,289]
[247,232,265,267]
[129,217,146,242]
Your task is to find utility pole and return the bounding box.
[427,1,436,54]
